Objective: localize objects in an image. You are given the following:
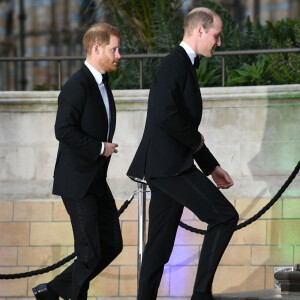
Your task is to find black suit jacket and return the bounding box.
[52,64,116,198]
[127,46,219,181]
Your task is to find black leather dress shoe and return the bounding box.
[191,291,215,300]
[32,283,59,300]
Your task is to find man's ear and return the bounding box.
[94,43,102,55]
[196,25,204,37]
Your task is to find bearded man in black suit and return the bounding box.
[127,7,239,300]
[32,23,123,300]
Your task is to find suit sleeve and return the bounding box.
[54,81,102,161]
[193,144,220,176]
[153,60,201,151]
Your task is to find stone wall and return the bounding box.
[0,85,299,299]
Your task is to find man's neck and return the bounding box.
[85,57,105,74]
[182,38,197,55]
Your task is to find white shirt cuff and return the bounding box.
[100,142,104,155]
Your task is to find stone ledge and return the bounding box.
[214,288,299,300]
[0,85,299,112]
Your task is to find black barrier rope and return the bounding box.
[0,252,77,280]
[0,193,135,280]
[179,161,300,235]
[1,161,299,279]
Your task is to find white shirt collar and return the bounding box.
[180,41,197,65]
[84,60,104,85]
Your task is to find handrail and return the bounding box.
[0,48,299,89]
[0,48,299,61]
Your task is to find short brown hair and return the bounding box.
[83,23,120,54]
[184,8,219,36]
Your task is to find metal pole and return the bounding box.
[58,60,62,90]
[137,182,147,286]
[254,0,260,22]
[222,56,226,87]
[139,59,143,89]
[19,0,26,90]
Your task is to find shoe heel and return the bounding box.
[32,287,40,300]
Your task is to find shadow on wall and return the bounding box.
[248,86,300,197]
[224,85,300,293]
[248,85,300,288]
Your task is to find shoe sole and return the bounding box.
[32,287,41,300]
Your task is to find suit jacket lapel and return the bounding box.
[81,64,109,108]
[105,83,116,142]
[81,64,109,135]
[175,46,202,124]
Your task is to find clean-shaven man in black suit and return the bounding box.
[127,7,239,300]
[32,23,122,300]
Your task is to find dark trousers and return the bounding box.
[138,168,239,300]
[48,181,123,300]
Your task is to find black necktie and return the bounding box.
[102,73,109,85]
[194,56,200,69]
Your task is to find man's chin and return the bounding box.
[203,53,213,58]
[106,66,117,73]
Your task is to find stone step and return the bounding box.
[214,288,300,300]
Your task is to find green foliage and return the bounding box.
[33,83,48,91]
[102,0,183,53]
[151,0,183,52]
[193,1,300,86]
[196,57,222,87]
[100,0,299,88]
[226,55,271,86]
[266,18,300,47]
[102,0,183,89]
[268,24,300,84]
[225,20,300,86]
[33,83,60,91]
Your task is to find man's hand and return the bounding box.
[193,134,205,153]
[103,142,118,157]
[211,166,234,189]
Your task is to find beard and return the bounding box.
[100,54,118,73]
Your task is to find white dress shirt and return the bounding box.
[84,60,110,155]
[180,41,197,65]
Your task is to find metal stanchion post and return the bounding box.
[137,182,147,288]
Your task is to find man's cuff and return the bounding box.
[100,142,104,155]
[193,144,220,176]
[209,165,220,175]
